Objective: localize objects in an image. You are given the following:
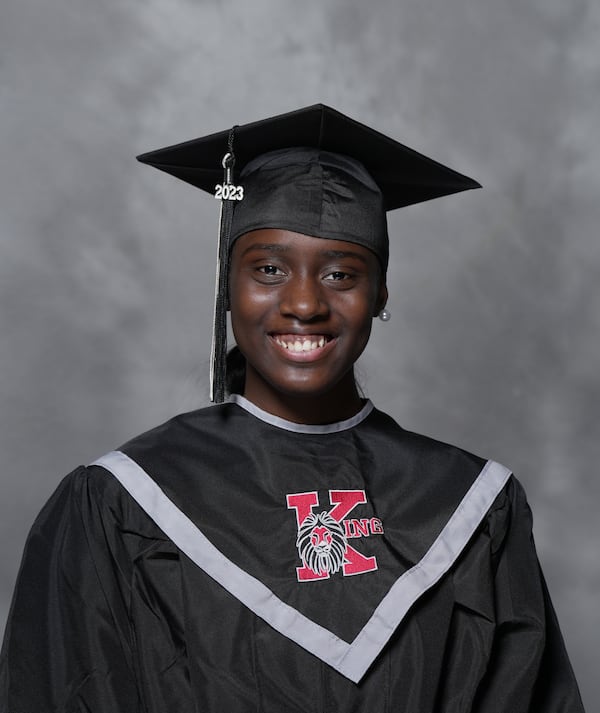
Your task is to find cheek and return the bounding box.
[229,283,277,355]
[229,276,257,322]
[342,294,377,338]
[229,272,274,314]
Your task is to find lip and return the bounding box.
[269,333,337,362]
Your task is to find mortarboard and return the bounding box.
[137,104,480,403]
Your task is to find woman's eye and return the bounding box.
[325,271,350,281]
[257,265,284,276]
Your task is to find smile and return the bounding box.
[273,335,331,352]
[269,334,336,362]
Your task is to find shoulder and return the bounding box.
[78,402,254,525]
[34,464,156,533]
[116,401,248,461]
[31,458,176,546]
[120,402,236,447]
[366,405,492,479]
[33,465,117,520]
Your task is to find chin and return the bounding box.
[265,371,354,401]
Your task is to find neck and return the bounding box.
[241,373,364,425]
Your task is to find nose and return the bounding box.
[279,274,329,321]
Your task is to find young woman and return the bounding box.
[0,105,585,712]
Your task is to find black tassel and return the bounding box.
[210,127,239,403]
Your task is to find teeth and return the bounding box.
[275,336,329,351]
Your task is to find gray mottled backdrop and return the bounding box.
[1,0,598,707]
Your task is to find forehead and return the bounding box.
[231,229,381,268]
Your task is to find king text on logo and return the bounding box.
[286,490,384,582]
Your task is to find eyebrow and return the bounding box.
[320,249,369,264]
[241,243,290,256]
[241,244,369,264]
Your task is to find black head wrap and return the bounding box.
[229,147,389,270]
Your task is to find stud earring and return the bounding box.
[378,308,391,322]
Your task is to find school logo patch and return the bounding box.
[287,490,384,582]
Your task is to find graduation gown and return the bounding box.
[0,396,585,712]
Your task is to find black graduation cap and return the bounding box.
[137,103,480,403]
[137,103,479,208]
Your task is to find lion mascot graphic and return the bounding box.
[296,511,348,575]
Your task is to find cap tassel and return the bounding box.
[210,127,241,403]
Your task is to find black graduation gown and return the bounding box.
[0,397,585,712]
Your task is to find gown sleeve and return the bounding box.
[473,477,585,713]
[0,467,143,713]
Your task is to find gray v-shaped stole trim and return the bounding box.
[91,451,512,683]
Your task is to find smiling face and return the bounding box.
[228,228,387,421]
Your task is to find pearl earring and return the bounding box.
[378,308,391,322]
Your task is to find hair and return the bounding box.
[225,345,246,396]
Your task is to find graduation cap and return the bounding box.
[137,103,480,403]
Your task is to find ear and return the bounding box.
[373,283,388,317]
